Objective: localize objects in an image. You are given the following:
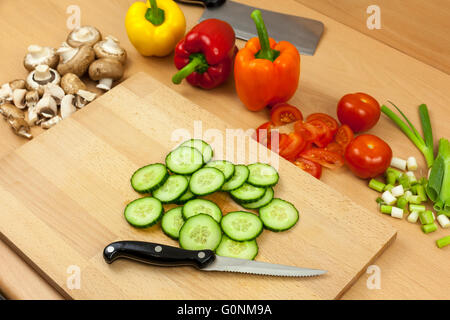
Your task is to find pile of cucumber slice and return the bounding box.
[124,139,299,260]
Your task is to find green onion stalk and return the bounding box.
[427,138,450,213]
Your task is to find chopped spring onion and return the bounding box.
[419,177,428,186]
[398,174,411,189]
[407,157,418,171]
[381,103,434,168]
[397,196,408,209]
[419,211,434,225]
[369,179,385,193]
[436,236,450,248]
[391,207,404,219]
[381,191,397,206]
[386,168,402,185]
[410,185,418,195]
[407,211,420,223]
[375,197,384,204]
[416,184,427,202]
[408,195,422,205]
[381,205,393,214]
[384,184,394,192]
[404,190,413,199]
[421,223,437,234]
[391,185,404,197]
[436,214,450,228]
[405,171,417,184]
[409,204,426,212]
[427,139,450,213]
[390,157,407,171]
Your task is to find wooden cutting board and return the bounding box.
[0,72,396,300]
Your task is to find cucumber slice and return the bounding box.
[182,199,222,223]
[174,177,196,204]
[247,163,279,187]
[130,163,168,194]
[241,187,274,210]
[230,183,266,203]
[189,167,225,196]
[161,207,185,240]
[221,211,263,241]
[153,175,189,204]
[166,146,203,175]
[180,139,213,163]
[205,160,235,181]
[216,235,258,260]
[259,199,299,232]
[221,165,249,191]
[124,197,163,228]
[179,214,222,251]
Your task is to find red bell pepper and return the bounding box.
[172,19,237,90]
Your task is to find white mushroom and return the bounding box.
[35,94,57,119]
[0,83,13,104]
[23,45,59,71]
[0,102,25,120]
[13,89,27,109]
[67,26,102,48]
[88,58,124,91]
[26,64,61,96]
[41,116,62,129]
[25,90,39,109]
[93,35,127,64]
[56,42,95,77]
[75,89,97,108]
[26,106,38,126]
[44,83,65,105]
[9,79,27,91]
[60,73,86,95]
[60,94,77,119]
[0,103,32,139]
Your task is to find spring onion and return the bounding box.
[427,139,450,213]
[398,174,411,189]
[436,236,450,248]
[386,168,402,185]
[416,184,427,202]
[391,207,404,219]
[405,171,417,184]
[409,204,426,212]
[405,190,413,199]
[407,157,418,171]
[369,179,386,193]
[421,223,437,234]
[381,205,393,214]
[419,211,434,225]
[375,197,384,204]
[390,157,407,171]
[410,185,418,195]
[384,184,394,192]
[408,195,422,205]
[407,211,420,223]
[397,196,408,209]
[437,214,450,228]
[381,191,397,206]
[381,103,434,168]
[391,185,404,197]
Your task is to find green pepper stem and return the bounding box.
[145,0,165,26]
[172,54,209,85]
[251,10,279,61]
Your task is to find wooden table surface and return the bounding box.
[0,0,449,300]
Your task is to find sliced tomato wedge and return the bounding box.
[306,119,333,148]
[270,103,303,126]
[325,142,344,155]
[294,121,320,141]
[293,157,322,179]
[255,121,274,146]
[279,132,306,161]
[300,148,345,169]
[335,124,354,150]
[306,113,339,136]
[267,132,290,152]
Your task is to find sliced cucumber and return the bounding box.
[205,160,235,181]
[130,163,168,194]
[221,165,249,191]
[230,183,266,203]
[182,199,222,223]
[241,187,274,210]
[179,214,222,251]
[161,207,185,240]
[247,163,279,187]
[180,139,213,163]
[174,176,196,204]
[124,197,163,228]
[259,199,299,232]
[189,167,225,196]
[153,175,189,204]
[221,211,263,241]
[166,146,203,175]
[216,235,258,260]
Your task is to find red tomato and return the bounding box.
[325,142,344,155]
[293,157,322,179]
[306,113,339,136]
[335,125,354,150]
[344,134,393,179]
[300,148,345,169]
[307,119,333,147]
[255,121,273,145]
[271,103,303,126]
[337,93,380,133]
[267,132,290,152]
[279,132,306,161]
[294,121,319,141]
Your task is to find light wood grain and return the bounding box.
[0,0,448,300]
[0,72,397,300]
[296,0,450,74]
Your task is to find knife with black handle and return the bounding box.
[104,241,327,277]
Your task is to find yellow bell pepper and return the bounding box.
[125,0,186,57]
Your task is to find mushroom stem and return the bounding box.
[97,78,113,91]
[57,43,78,63]
[34,65,52,81]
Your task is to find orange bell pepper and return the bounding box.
[234,10,300,112]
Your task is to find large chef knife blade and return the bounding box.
[103,241,326,277]
[175,0,324,55]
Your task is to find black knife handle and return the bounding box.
[103,241,215,269]
[174,0,226,9]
